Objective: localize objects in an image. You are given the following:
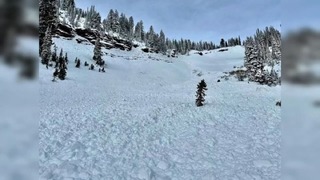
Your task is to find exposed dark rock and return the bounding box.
[55,23,74,38]
[53,26,134,51]
[114,42,127,50]
[75,28,97,39]
[218,48,228,52]
[133,44,139,48]
[76,38,90,45]
[141,47,160,54]
[100,41,115,49]
[141,48,149,53]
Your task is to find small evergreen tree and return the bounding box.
[52,68,59,81]
[75,58,80,68]
[64,52,68,64]
[51,45,58,62]
[89,64,94,70]
[195,79,208,107]
[58,58,67,80]
[220,38,225,48]
[59,68,67,80]
[57,48,64,67]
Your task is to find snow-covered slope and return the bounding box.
[40,38,280,179]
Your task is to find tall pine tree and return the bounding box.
[41,26,52,65]
[93,35,103,65]
[39,0,58,55]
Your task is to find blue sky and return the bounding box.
[281,0,320,33]
[76,0,281,43]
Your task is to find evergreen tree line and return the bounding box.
[59,0,242,55]
[39,0,245,75]
[219,36,242,48]
[243,26,281,85]
[244,27,281,63]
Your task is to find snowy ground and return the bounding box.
[39,37,281,179]
[282,84,320,180]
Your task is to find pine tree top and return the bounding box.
[199,79,207,87]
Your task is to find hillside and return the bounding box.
[39,36,281,179]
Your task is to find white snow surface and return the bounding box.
[40,38,280,179]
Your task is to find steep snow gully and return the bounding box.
[40,37,280,179]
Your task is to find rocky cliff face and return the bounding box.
[54,23,135,51]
